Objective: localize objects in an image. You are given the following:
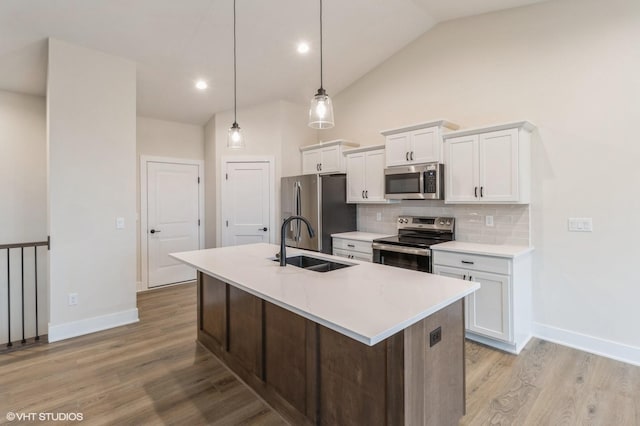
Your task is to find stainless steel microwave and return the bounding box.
[384,163,444,200]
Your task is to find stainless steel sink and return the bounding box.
[274,255,353,272]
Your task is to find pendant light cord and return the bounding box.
[233,0,237,123]
[319,0,323,90]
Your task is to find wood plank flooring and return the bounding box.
[1,283,638,425]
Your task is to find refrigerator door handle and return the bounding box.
[295,181,302,241]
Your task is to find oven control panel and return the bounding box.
[397,216,454,232]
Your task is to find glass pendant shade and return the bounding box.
[308,88,334,129]
[227,122,245,149]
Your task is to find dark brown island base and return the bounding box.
[197,271,465,426]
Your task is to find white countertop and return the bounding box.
[431,241,534,258]
[330,231,394,242]
[171,243,479,346]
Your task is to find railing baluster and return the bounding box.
[21,247,26,344]
[34,246,39,341]
[1,239,48,351]
[7,248,12,347]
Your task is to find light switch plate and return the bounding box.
[376,212,382,221]
[485,215,494,227]
[116,217,125,229]
[568,218,593,232]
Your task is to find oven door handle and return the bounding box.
[372,243,431,256]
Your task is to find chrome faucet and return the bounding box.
[280,215,315,266]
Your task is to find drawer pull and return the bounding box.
[347,244,355,248]
[469,276,473,281]
[461,260,474,265]
[463,275,466,280]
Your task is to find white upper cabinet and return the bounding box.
[300,140,359,175]
[345,146,392,203]
[444,121,535,204]
[381,120,459,167]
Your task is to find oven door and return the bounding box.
[372,243,431,273]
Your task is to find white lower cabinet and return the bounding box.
[332,237,374,262]
[432,247,532,354]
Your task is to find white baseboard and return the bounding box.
[48,308,139,343]
[532,322,640,367]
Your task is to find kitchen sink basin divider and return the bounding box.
[0,237,49,351]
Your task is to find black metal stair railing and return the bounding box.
[0,237,49,348]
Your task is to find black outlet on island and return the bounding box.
[429,326,442,347]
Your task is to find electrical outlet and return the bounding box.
[485,215,494,227]
[568,218,593,232]
[429,326,442,347]
[116,217,125,229]
[376,212,382,221]
[68,293,78,306]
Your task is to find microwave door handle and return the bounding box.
[419,171,425,194]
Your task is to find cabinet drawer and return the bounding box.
[332,238,373,254]
[333,248,372,262]
[432,251,510,275]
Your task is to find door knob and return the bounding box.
[150,229,161,234]
[259,227,268,231]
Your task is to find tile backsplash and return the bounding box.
[358,201,530,246]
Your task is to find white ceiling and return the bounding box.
[0,0,546,125]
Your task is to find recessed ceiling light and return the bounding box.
[297,42,310,54]
[195,80,208,90]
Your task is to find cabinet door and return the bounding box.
[479,129,519,202]
[364,149,386,202]
[432,265,471,329]
[444,135,479,203]
[320,145,342,173]
[302,150,321,175]
[385,133,410,167]
[346,152,366,203]
[410,127,439,164]
[466,270,511,342]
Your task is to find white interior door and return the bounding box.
[222,161,271,246]
[147,162,200,288]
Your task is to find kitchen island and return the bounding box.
[171,243,479,425]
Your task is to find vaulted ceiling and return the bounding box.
[0,0,547,124]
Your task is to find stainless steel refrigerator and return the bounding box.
[281,174,356,254]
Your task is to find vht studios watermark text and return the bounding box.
[5,412,84,422]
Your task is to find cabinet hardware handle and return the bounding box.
[319,163,322,171]
[474,186,478,197]
[258,227,268,231]
[347,244,355,248]
[480,186,484,197]
[406,152,409,161]
[469,276,473,281]
[150,229,161,234]
[362,190,365,198]
[365,190,368,198]
[410,151,414,161]
[461,260,474,264]
[463,274,466,280]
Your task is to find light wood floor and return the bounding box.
[1,283,638,425]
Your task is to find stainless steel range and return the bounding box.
[372,216,455,272]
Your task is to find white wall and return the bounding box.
[213,100,315,247]
[0,89,48,344]
[47,39,138,341]
[0,90,47,243]
[321,0,640,363]
[136,116,204,285]
[204,116,216,248]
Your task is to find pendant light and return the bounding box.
[308,0,334,129]
[227,0,245,148]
